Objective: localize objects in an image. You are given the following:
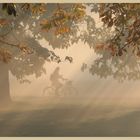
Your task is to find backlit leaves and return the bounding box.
[2,3,16,16]
[2,3,140,65]
[0,18,10,27]
[0,48,12,63]
[21,3,46,14]
[31,4,46,14]
[95,43,118,56]
[55,26,70,35]
[40,4,86,35]
[65,56,73,63]
[95,3,140,57]
[18,43,33,54]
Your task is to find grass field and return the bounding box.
[0,96,140,136]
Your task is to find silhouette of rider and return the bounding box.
[50,67,65,95]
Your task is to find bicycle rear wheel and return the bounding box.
[42,87,55,97]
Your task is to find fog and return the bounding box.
[2,39,140,136]
[1,4,140,136]
[9,39,140,108]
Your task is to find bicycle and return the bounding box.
[42,80,78,98]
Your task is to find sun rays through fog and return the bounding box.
[1,4,140,136]
[8,38,140,119]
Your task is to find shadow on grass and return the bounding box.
[0,100,140,137]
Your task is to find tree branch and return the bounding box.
[0,38,18,47]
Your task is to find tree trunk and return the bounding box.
[0,62,11,106]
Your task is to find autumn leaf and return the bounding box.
[18,43,33,54]
[95,43,105,50]
[31,4,46,14]
[22,3,46,14]
[40,4,85,34]
[0,18,10,27]
[55,26,70,35]
[0,48,12,63]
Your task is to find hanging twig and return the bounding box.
[0,38,18,47]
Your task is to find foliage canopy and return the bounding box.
[1,3,140,81]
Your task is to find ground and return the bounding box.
[0,96,140,136]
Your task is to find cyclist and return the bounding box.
[50,67,66,96]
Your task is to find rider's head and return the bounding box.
[55,67,60,72]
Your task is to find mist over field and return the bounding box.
[1,40,139,136]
